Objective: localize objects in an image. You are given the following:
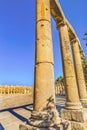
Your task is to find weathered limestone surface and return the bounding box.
[57,22,87,129]
[34,0,55,111]
[20,120,87,130]
[19,0,87,129]
[62,121,87,130]
[61,109,87,122]
[57,23,82,110]
[22,0,61,129]
[61,109,87,130]
[71,39,87,106]
[19,124,63,130]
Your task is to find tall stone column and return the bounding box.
[71,39,87,106]
[28,0,60,128]
[55,85,58,95]
[56,21,82,110]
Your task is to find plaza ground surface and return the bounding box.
[0,95,66,130]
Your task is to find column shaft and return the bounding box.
[58,24,82,109]
[34,0,54,111]
[28,0,60,128]
[72,40,87,105]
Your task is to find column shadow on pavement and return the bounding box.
[0,103,33,122]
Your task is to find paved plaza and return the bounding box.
[0,95,65,130]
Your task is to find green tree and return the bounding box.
[55,76,64,84]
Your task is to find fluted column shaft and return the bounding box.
[71,39,87,105]
[57,23,82,109]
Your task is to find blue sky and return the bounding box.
[0,0,87,86]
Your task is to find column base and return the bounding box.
[19,123,63,130]
[19,121,87,130]
[27,109,61,128]
[61,108,87,130]
[65,102,83,110]
[80,99,87,108]
[62,120,87,130]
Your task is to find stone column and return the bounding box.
[71,39,87,106]
[58,84,60,95]
[0,88,1,94]
[56,21,82,110]
[55,85,57,95]
[8,87,9,94]
[27,0,60,128]
[57,86,58,95]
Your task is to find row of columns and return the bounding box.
[55,83,65,95]
[0,87,32,94]
[31,0,86,125]
[71,39,87,105]
[57,21,87,109]
[57,22,82,109]
[20,0,87,129]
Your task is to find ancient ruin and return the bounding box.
[0,86,33,94]
[0,0,87,130]
[19,0,87,130]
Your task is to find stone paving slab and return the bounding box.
[13,108,31,119]
[0,94,33,110]
[26,105,33,110]
[0,111,22,129]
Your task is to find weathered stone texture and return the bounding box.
[34,64,55,111]
[27,0,60,128]
[71,39,87,105]
[19,0,87,129]
[62,121,87,130]
[61,109,87,130]
[19,124,63,130]
[61,109,87,122]
[58,23,82,109]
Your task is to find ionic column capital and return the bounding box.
[56,19,67,29]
